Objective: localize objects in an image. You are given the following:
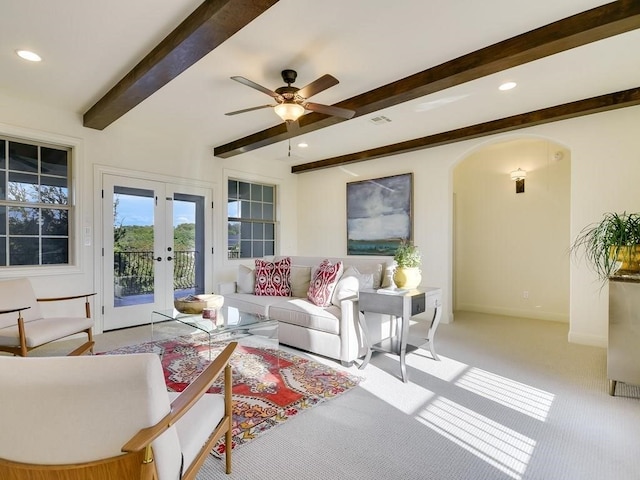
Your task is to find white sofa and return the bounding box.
[219,256,395,366]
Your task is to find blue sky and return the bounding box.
[114,195,195,227]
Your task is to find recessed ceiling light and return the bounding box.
[297,142,308,148]
[16,50,42,62]
[499,81,517,91]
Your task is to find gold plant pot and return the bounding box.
[393,267,422,289]
[611,245,640,273]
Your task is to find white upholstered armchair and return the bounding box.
[0,341,238,479]
[0,277,95,357]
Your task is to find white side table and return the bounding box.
[358,287,442,382]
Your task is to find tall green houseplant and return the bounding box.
[571,212,640,281]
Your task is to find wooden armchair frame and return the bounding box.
[0,341,238,480]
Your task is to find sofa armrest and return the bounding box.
[217,282,237,295]
[338,295,362,362]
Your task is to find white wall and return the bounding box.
[453,138,571,322]
[0,92,298,332]
[296,105,640,346]
[2,89,639,346]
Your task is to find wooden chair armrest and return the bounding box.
[0,306,31,315]
[121,341,238,453]
[36,292,97,302]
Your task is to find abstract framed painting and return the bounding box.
[346,172,413,256]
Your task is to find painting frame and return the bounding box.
[346,172,413,256]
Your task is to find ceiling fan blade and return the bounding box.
[297,74,339,99]
[304,102,355,119]
[224,104,274,116]
[230,76,283,101]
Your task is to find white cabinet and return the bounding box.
[608,276,640,395]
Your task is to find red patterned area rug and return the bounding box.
[103,335,361,456]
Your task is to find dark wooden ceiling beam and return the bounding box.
[214,0,640,158]
[291,87,640,173]
[83,0,279,130]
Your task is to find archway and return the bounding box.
[452,137,571,323]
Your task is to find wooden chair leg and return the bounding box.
[87,327,94,354]
[17,314,28,357]
[225,364,233,474]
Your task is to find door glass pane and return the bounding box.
[173,194,204,298]
[113,187,155,307]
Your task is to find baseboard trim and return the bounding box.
[568,331,607,348]
[457,303,569,323]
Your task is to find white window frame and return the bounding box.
[0,123,82,277]
[224,170,280,261]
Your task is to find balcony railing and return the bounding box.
[114,250,197,296]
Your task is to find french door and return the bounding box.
[102,174,212,330]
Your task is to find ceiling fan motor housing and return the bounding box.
[281,69,298,85]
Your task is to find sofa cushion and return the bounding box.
[307,259,343,307]
[223,293,289,317]
[254,257,291,296]
[290,265,311,298]
[237,265,255,294]
[269,298,342,335]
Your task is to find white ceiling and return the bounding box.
[2,0,639,167]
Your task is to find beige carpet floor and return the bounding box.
[17,312,640,479]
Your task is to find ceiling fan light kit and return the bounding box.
[226,69,355,125]
[274,102,305,122]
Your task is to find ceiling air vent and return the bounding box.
[369,115,392,125]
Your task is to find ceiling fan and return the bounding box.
[225,69,355,129]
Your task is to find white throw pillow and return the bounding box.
[331,266,373,306]
[290,265,312,298]
[349,265,382,289]
[236,265,255,294]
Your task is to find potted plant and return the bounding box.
[571,212,640,281]
[393,241,422,289]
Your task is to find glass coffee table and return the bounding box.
[151,305,279,357]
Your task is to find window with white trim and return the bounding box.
[227,179,275,259]
[0,136,72,266]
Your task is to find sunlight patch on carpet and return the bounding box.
[455,368,554,421]
[416,397,535,480]
[104,335,362,456]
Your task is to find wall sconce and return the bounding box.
[510,168,527,193]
